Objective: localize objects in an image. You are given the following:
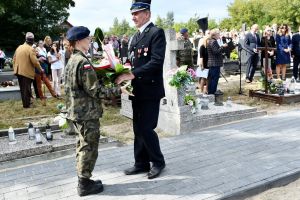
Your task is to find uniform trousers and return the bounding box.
[73,119,100,179]
[132,99,165,168]
[293,56,300,79]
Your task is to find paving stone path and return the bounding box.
[1,110,300,200]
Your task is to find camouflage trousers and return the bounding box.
[63,119,76,136]
[73,119,100,179]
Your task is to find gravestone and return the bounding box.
[0,71,21,100]
[120,29,266,135]
[0,86,21,100]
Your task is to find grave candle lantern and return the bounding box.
[35,128,43,144]
[214,90,224,106]
[200,95,209,110]
[8,126,17,144]
[28,123,35,140]
[45,124,53,141]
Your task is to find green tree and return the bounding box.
[219,18,233,30]
[107,18,135,37]
[267,0,300,30]
[154,12,174,30]
[155,15,165,29]
[184,15,199,34]
[226,0,300,31]
[165,12,174,29]
[173,22,186,32]
[0,0,75,51]
[208,19,218,30]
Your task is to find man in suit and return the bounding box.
[13,32,44,108]
[244,24,261,83]
[116,0,166,179]
[292,26,300,81]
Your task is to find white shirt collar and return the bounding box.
[139,21,152,34]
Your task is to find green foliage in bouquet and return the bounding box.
[94,63,129,85]
[93,63,133,94]
[269,79,283,94]
[184,94,196,107]
[259,71,283,94]
[230,49,238,60]
[169,65,193,89]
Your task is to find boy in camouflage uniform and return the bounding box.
[64,26,108,196]
[177,28,194,68]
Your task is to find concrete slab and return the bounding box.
[1,110,300,199]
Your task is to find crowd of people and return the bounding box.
[176,23,300,95]
[10,32,130,108]
[6,0,300,196]
[12,33,71,108]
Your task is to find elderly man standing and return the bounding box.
[244,24,261,83]
[177,28,194,68]
[116,0,166,179]
[13,32,43,108]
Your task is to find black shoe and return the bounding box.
[147,164,166,179]
[77,177,104,197]
[124,166,150,175]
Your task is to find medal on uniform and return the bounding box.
[143,47,148,56]
[137,49,142,58]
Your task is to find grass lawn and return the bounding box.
[1,75,299,143]
[0,97,130,130]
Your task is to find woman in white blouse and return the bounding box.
[47,42,64,96]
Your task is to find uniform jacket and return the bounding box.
[244,32,261,56]
[129,22,166,100]
[13,43,42,79]
[64,49,104,121]
[292,33,300,56]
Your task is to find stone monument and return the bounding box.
[120,29,266,135]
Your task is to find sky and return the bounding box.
[68,0,234,33]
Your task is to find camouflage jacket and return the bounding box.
[177,37,194,66]
[64,49,104,121]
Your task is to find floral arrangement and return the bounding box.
[184,93,197,114]
[54,103,68,130]
[269,79,284,94]
[260,71,284,94]
[91,43,133,95]
[169,65,196,89]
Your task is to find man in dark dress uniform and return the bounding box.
[116,0,166,179]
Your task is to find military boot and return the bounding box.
[77,177,104,196]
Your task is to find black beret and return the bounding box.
[66,26,90,41]
[130,0,151,13]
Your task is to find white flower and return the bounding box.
[188,100,194,106]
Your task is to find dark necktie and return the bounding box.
[137,30,141,38]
